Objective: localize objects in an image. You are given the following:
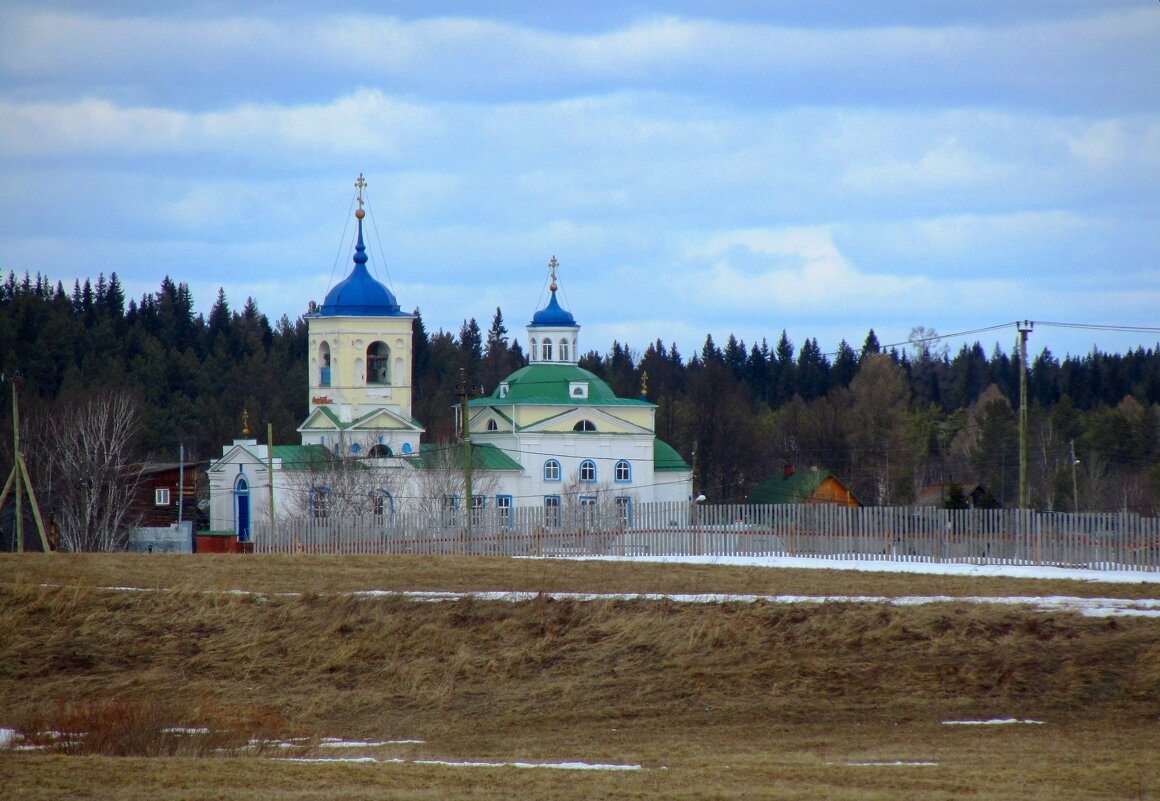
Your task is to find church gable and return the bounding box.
[522,406,651,435]
[350,407,425,434]
[299,407,344,432]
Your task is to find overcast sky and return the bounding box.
[2,1,1157,363]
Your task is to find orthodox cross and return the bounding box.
[355,173,367,211]
[548,255,558,291]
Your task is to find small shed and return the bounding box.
[748,465,860,507]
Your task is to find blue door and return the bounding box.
[236,477,250,541]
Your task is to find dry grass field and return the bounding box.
[2,553,1158,800]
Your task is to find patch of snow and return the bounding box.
[0,728,17,748]
[942,719,1044,726]
[318,738,417,748]
[162,727,210,735]
[282,756,642,770]
[369,590,1160,618]
[540,554,1160,584]
[842,761,939,767]
[411,759,643,771]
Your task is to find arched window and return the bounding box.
[318,341,331,386]
[368,444,392,457]
[615,460,631,482]
[544,459,561,481]
[310,487,330,520]
[367,341,390,384]
[350,443,361,455]
[372,490,394,518]
[529,337,537,360]
[541,339,553,361]
[558,338,569,362]
[573,419,596,431]
[579,459,597,482]
[487,419,498,431]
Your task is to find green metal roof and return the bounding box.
[653,439,691,472]
[749,469,836,504]
[269,444,339,472]
[408,443,523,471]
[470,364,652,407]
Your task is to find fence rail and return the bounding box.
[248,503,1160,572]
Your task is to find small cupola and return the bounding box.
[527,256,580,365]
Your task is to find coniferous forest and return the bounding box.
[3,271,1159,515]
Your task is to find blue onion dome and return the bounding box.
[319,193,405,317]
[530,291,576,326]
[529,256,577,327]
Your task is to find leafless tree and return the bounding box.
[410,441,498,522]
[27,391,143,551]
[283,433,404,520]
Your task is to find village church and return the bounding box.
[207,178,693,537]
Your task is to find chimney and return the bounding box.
[783,463,794,479]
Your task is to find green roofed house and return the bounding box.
[209,180,692,539]
[748,464,860,508]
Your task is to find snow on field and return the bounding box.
[942,719,1044,726]
[543,554,1160,584]
[76,553,1160,618]
[283,756,643,770]
[376,589,1160,618]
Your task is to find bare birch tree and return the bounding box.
[30,391,143,551]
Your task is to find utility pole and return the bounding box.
[0,372,49,551]
[267,423,276,544]
[1017,321,1033,509]
[458,368,473,545]
[1070,439,1080,513]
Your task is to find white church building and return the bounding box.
[207,179,692,538]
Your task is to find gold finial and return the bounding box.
[640,371,649,398]
[548,255,558,292]
[241,408,251,438]
[354,173,367,219]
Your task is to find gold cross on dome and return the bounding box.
[355,173,367,210]
[548,255,558,290]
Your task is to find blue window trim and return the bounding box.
[308,486,330,516]
[614,459,632,483]
[375,489,395,514]
[544,459,561,482]
[495,494,513,508]
[579,458,597,483]
[579,495,597,505]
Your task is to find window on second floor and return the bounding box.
[544,459,561,481]
[579,459,597,482]
[615,460,631,482]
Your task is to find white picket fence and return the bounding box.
[247,502,1160,572]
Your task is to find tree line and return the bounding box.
[2,271,1158,521]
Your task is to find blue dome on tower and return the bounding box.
[319,197,405,317]
[530,290,576,327]
[529,256,577,327]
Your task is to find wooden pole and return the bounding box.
[1017,321,1033,509]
